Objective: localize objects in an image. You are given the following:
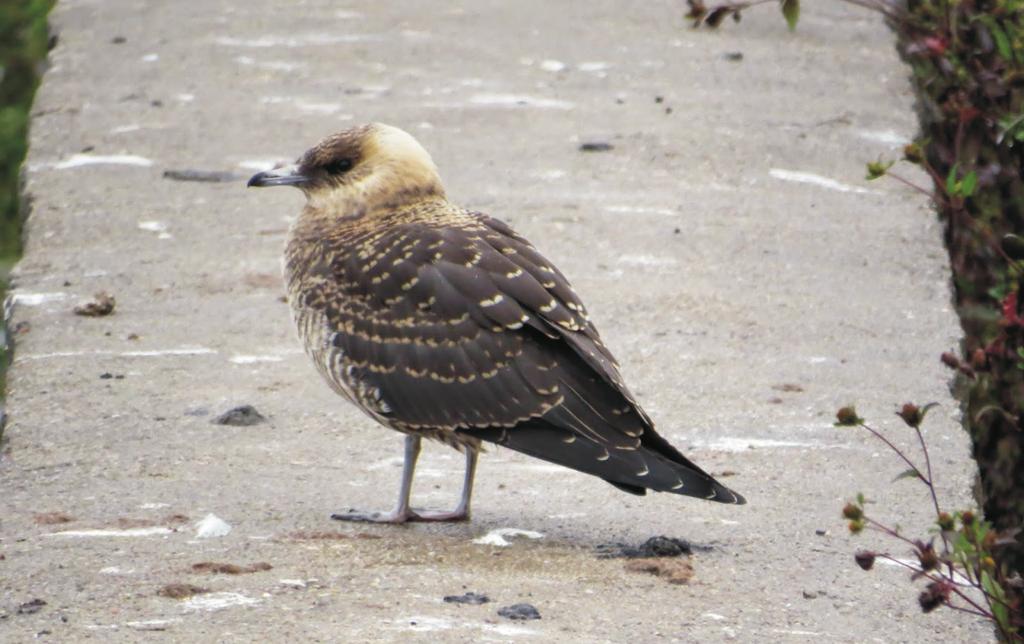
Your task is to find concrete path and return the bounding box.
[1,1,987,641]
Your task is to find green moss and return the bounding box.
[0,0,55,426]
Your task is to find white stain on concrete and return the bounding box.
[230,355,285,364]
[259,95,351,115]
[605,205,677,216]
[9,292,67,306]
[539,59,566,72]
[482,623,540,636]
[468,94,574,110]
[700,437,837,452]
[17,347,217,361]
[533,169,566,181]
[182,592,259,612]
[53,154,154,169]
[617,254,678,268]
[214,34,378,48]
[194,513,232,538]
[856,129,908,146]
[45,527,174,538]
[141,53,159,62]
[122,348,216,357]
[99,566,135,574]
[579,61,609,72]
[769,168,871,194]
[472,528,544,547]
[138,221,173,239]
[110,124,141,134]
[235,56,305,72]
[127,619,179,631]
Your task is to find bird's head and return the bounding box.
[247,123,445,212]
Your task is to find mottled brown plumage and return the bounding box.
[248,123,744,523]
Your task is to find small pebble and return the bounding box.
[162,169,241,183]
[443,592,490,605]
[212,405,265,426]
[498,603,541,620]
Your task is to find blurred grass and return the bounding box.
[0,0,55,402]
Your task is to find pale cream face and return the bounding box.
[300,124,446,212]
[248,123,448,216]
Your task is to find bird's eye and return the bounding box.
[324,158,354,175]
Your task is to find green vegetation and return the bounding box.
[0,1,54,423]
[0,0,55,272]
[836,405,1021,640]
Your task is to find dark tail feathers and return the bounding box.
[467,422,746,505]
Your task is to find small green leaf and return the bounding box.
[856,492,865,506]
[781,0,799,31]
[992,24,1012,60]
[999,113,1024,145]
[865,158,894,181]
[919,402,940,423]
[946,163,959,195]
[961,171,978,198]
[893,467,921,482]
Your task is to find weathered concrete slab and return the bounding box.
[1,0,986,641]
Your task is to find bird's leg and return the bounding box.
[331,438,479,524]
[331,434,422,524]
[407,446,478,522]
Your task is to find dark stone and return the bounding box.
[443,592,490,605]
[17,599,46,615]
[595,535,699,559]
[579,142,614,152]
[497,603,540,620]
[212,405,266,426]
[162,169,241,183]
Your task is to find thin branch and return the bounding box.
[858,422,925,482]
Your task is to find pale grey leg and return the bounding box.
[331,435,422,524]
[452,447,478,517]
[412,446,477,522]
[331,438,477,524]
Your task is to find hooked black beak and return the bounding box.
[247,164,309,188]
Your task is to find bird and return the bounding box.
[247,123,745,523]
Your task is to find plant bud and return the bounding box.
[940,352,960,369]
[903,142,924,164]
[916,541,939,571]
[854,551,876,570]
[970,348,987,370]
[937,512,954,531]
[835,406,861,426]
[898,403,922,428]
[918,581,950,613]
[842,503,863,521]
